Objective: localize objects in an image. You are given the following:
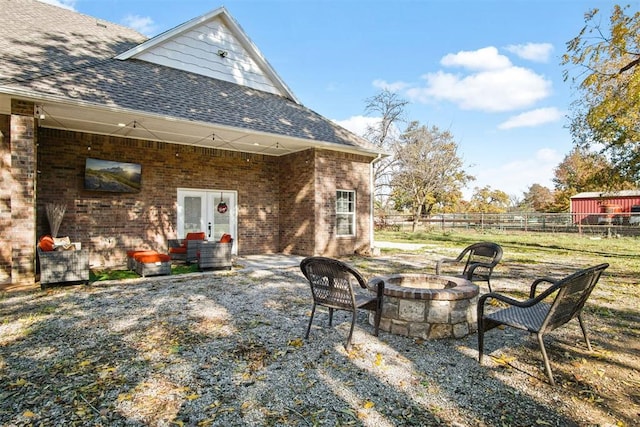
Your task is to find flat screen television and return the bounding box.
[84,157,142,193]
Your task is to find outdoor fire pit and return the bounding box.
[369,273,479,339]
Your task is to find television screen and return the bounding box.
[84,158,142,193]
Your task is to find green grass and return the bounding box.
[90,263,199,282]
[375,229,640,283]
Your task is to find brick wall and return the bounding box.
[37,128,282,268]
[279,149,315,254]
[32,128,374,270]
[314,149,372,256]
[5,100,38,284]
[0,115,11,283]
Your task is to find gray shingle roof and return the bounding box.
[0,0,378,154]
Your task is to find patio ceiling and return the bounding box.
[34,99,316,157]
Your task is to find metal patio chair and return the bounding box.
[436,242,503,291]
[477,263,609,385]
[300,257,384,349]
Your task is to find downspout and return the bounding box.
[369,153,383,254]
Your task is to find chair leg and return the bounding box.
[328,308,334,326]
[477,326,485,364]
[577,314,593,351]
[345,311,357,349]
[305,304,316,339]
[537,333,555,386]
[373,305,381,337]
[486,279,492,293]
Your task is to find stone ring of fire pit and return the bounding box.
[369,273,479,339]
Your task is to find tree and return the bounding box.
[549,147,634,211]
[562,5,640,182]
[391,121,473,231]
[468,186,510,213]
[522,184,554,212]
[363,90,409,209]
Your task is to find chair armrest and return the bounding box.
[168,239,184,249]
[478,279,562,319]
[465,262,494,278]
[366,277,385,299]
[529,277,558,298]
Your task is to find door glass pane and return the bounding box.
[213,193,231,239]
[184,196,202,234]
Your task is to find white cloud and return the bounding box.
[37,0,76,10]
[505,43,554,63]
[498,107,564,129]
[372,79,410,92]
[333,115,381,138]
[470,148,562,197]
[405,46,553,113]
[407,66,551,112]
[441,46,511,71]
[122,14,156,36]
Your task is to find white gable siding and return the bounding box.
[133,17,283,96]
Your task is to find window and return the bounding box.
[336,190,355,236]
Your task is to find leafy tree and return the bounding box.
[363,90,408,209]
[391,121,473,231]
[522,184,554,212]
[563,5,640,182]
[549,147,634,211]
[468,186,510,213]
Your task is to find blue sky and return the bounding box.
[41,0,633,199]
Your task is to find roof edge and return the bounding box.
[114,6,300,104]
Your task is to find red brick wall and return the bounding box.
[3,100,38,284]
[0,114,12,283]
[36,128,282,268]
[278,149,315,254]
[314,150,372,256]
[33,128,374,270]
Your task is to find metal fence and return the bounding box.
[375,212,640,237]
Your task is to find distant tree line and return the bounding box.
[365,4,639,223]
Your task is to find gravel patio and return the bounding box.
[0,251,638,426]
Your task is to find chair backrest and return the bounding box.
[542,263,609,333]
[460,242,503,276]
[300,257,366,310]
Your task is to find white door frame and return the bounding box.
[177,188,237,254]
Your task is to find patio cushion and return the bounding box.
[186,232,206,241]
[127,250,158,258]
[135,253,171,263]
[219,233,232,243]
[169,246,187,254]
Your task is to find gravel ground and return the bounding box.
[0,252,637,426]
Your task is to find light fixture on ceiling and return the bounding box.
[34,105,45,120]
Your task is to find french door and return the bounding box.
[177,189,237,252]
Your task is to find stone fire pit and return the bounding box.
[369,273,479,339]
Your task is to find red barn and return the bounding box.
[570,191,640,225]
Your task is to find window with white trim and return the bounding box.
[336,190,355,236]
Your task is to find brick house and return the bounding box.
[0,0,383,286]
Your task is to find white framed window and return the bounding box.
[336,190,356,236]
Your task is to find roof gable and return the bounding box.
[115,7,297,102]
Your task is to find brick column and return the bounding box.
[9,100,37,285]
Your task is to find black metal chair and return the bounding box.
[436,242,503,291]
[477,263,609,385]
[300,257,384,349]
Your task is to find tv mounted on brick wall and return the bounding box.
[84,157,142,193]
